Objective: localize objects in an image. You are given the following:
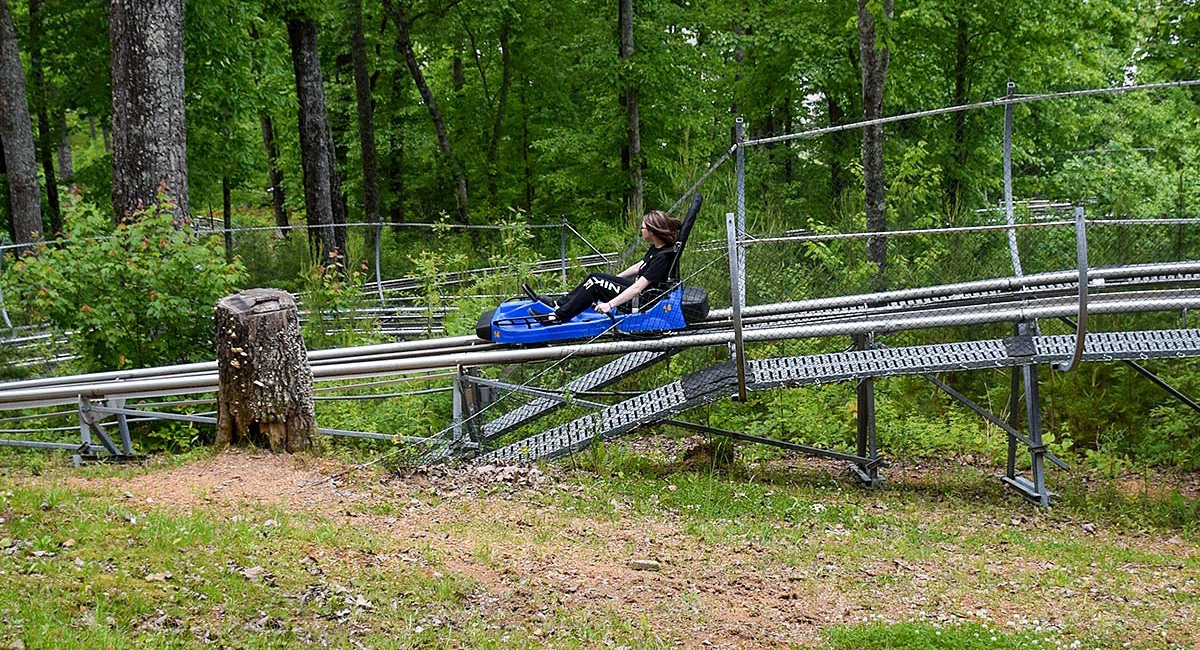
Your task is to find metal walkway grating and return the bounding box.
[475,329,1200,463]
[481,350,670,440]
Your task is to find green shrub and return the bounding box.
[2,199,246,371]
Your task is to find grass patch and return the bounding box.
[822,621,1066,650]
[1,446,1197,649]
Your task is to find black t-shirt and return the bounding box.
[638,244,677,287]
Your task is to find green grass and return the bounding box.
[1,443,1198,649]
[821,621,1067,650]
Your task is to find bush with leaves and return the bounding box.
[2,201,246,371]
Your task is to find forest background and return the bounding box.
[1,0,1200,470]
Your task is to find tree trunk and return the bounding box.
[259,113,288,237]
[386,66,407,229]
[110,0,190,223]
[215,288,316,453]
[381,0,470,224]
[28,0,60,238]
[858,0,892,290]
[57,111,75,197]
[486,18,511,204]
[0,0,43,244]
[520,75,532,211]
[618,0,642,218]
[287,18,346,263]
[945,11,970,213]
[350,0,381,233]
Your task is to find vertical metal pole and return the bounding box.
[735,117,747,291]
[452,366,465,444]
[374,222,385,302]
[726,211,747,401]
[1023,363,1050,506]
[854,333,880,485]
[561,216,568,289]
[113,397,133,455]
[1003,81,1023,277]
[78,398,94,449]
[460,367,481,445]
[1006,364,1020,480]
[76,397,94,466]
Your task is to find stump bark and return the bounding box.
[215,288,316,452]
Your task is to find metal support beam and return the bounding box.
[922,373,1068,471]
[853,333,882,486]
[451,366,479,450]
[1002,324,1054,505]
[74,398,140,465]
[112,397,133,455]
[664,419,886,468]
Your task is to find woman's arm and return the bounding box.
[616,261,643,278]
[596,276,651,314]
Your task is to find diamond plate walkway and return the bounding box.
[481,350,670,441]
[476,328,1200,463]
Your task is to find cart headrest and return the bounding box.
[668,193,702,279]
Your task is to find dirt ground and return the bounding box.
[55,449,1200,648]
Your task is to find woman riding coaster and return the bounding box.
[526,210,684,325]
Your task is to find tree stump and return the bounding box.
[215,288,316,452]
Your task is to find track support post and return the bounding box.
[451,366,482,451]
[852,333,883,486]
[1002,323,1054,506]
[74,397,129,465]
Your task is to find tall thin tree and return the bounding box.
[28,0,61,237]
[381,0,470,224]
[248,23,289,237]
[0,0,43,244]
[56,111,74,196]
[350,0,381,233]
[287,17,346,262]
[857,0,892,290]
[260,113,289,237]
[110,0,190,222]
[618,0,642,218]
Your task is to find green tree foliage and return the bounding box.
[2,200,245,371]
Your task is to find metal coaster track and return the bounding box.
[3,260,1200,411]
[5,257,1200,505]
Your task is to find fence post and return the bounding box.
[726,211,747,401]
[375,221,385,302]
[1003,80,1023,277]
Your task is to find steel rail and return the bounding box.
[709,260,1200,320]
[4,289,1196,411]
[5,261,1199,409]
[0,334,489,392]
